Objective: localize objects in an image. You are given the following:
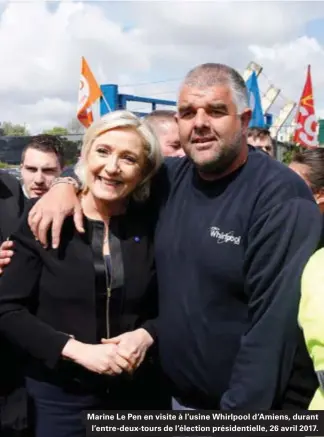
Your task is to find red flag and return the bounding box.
[293,65,318,148]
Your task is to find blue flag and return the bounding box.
[245,71,265,127]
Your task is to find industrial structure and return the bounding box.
[99,61,297,144]
[0,61,321,166]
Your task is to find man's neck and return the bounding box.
[198,143,249,182]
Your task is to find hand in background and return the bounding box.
[0,240,14,274]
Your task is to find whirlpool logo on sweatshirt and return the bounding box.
[210,227,241,245]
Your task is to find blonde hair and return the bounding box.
[75,110,163,202]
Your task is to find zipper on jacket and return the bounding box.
[103,231,112,339]
[105,285,111,339]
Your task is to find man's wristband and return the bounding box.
[50,176,82,193]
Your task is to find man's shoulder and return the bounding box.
[159,156,191,181]
[247,148,313,201]
[0,171,24,221]
[152,157,191,193]
[0,170,21,194]
[164,156,190,170]
[162,152,307,190]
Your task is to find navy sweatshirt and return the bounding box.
[151,147,322,410]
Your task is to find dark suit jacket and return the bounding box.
[0,170,25,243]
[0,170,25,394]
[0,199,162,401]
[0,171,29,433]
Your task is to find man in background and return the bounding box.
[0,134,64,435]
[144,110,185,157]
[20,135,63,198]
[247,126,274,157]
[0,134,64,271]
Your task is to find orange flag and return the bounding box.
[293,65,318,148]
[77,57,102,128]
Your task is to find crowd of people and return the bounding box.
[0,62,323,436]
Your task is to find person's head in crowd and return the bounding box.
[144,110,184,158]
[20,134,64,198]
[175,63,251,179]
[289,148,324,213]
[74,110,163,217]
[247,127,274,157]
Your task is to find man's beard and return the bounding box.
[195,129,243,176]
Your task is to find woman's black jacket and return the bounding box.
[0,200,159,391]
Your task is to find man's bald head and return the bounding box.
[144,110,184,157]
[144,110,176,130]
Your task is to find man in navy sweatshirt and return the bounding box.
[23,63,322,410]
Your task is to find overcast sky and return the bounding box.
[1,0,324,133]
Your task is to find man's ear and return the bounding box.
[241,108,252,133]
[174,112,179,124]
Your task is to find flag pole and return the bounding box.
[100,93,112,113]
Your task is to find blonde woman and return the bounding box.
[0,110,167,436]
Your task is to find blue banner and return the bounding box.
[246,71,265,127]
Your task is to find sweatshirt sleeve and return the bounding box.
[220,197,322,410]
[141,319,158,341]
[0,209,70,369]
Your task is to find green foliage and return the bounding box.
[59,138,81,166]
[43,119,84,136]
[0,121,30,136]
[0,161,11,168]
[282,144,300,165]
[0,120,82,166]
[42,123,82,164]
[43,126,69,136]
[282,149,295,165]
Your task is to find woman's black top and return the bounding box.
[0,199,159,391]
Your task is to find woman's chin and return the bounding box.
[91,186,123,202]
